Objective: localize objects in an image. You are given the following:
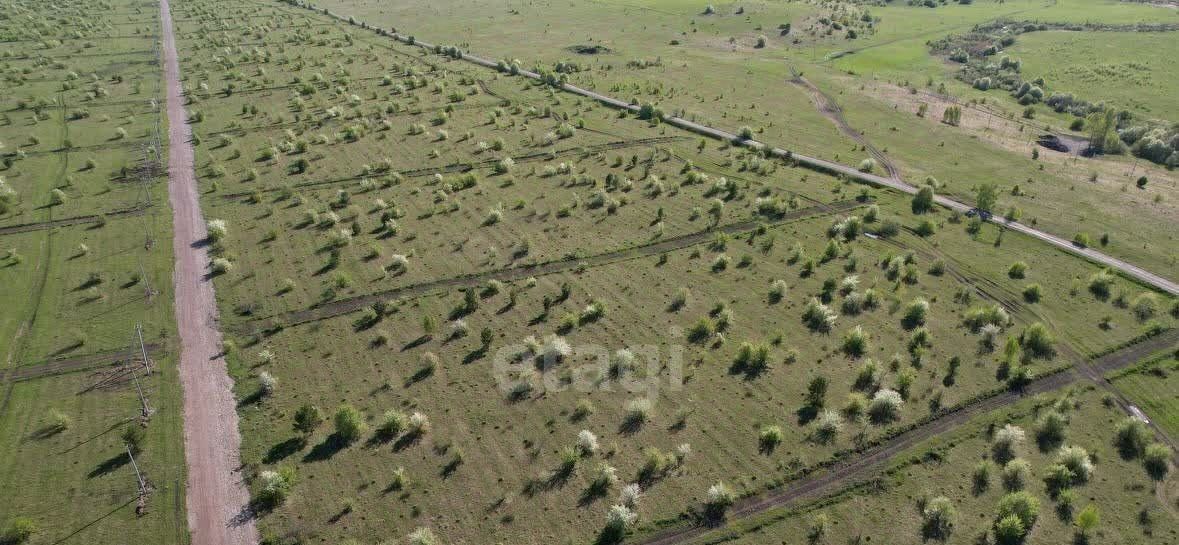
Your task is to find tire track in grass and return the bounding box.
[789,73,900,182]
[236,200,864,335]
[0,204,151,237]
[0,95,68,417]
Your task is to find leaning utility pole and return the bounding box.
[127,443,148,496]
[130,324,154,418]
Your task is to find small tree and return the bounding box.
[997,491,1040,532]
[1075,504,1099,538]
[1002,458,1031,491]
[758,425,783,452]
[806,375,828,407]
[407,527,439,545]
[704,482,734,520]
[1057,445,1094,483]
[1020,322,1054,358]
[994,514,1024,545]
[1114,417,1150,459]
[334,404,366,443]
[1,517,36,544]
[868,389,902,423]
[814,410,843,444]
[256,466,296,508]
[602,504,637,542]
[206,219,228,242]
[379,410,409,439]
[992,424,1025,463]
[922,496,957,540]
[293,404,323,436]
[578,429,599,455]
[912,186,935,214]
[258,371,276,396]
[1143,443,1171,480]
[1035,410,1068,450]
[47,408,72,433]
[842,325,868,357]
[976,183,999,212]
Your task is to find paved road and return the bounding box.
[375,34,1178,296]
[159,0,258,544]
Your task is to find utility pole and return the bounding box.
[131,324,153,418]
[127,444,148,496]
[140,261,156,304]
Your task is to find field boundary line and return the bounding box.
[237,199,862,334]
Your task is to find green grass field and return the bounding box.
[1112,357,1179,439]
[1007,30,1179,118]
[311,0,1179,288]
[699,385,1179,544]
[0,0,187,543]
[4,0,1179,544]
[155,1,1179,543]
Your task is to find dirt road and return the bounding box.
[789,74,901,181]
[159,0,258,543]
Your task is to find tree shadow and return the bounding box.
[88,451,130,478]
[795,404,819,426]
[263,437,306,464]
[327,504,352,524]
[462,346,488,364]
[401,335,431,351]
[440,458,463,478]
[303,433,347,462]
[578,480,609,507]
[404,365,434,387]
[237,388,265,408]
[392,430,424,452]
[617,417,645,436]
[28,424,67,440]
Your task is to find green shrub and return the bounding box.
[2,517,37,544]
[842,326,868,357]
[1143,443,1170,480]
[911,186,935,214]
[1019,322,1054,358]
[334,404,366,443]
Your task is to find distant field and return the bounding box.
[314,0,1179,289]
[1007,30,1179,118]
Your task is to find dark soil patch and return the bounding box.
[566,44,611,55]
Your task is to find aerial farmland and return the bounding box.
[1,0,1177,544]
